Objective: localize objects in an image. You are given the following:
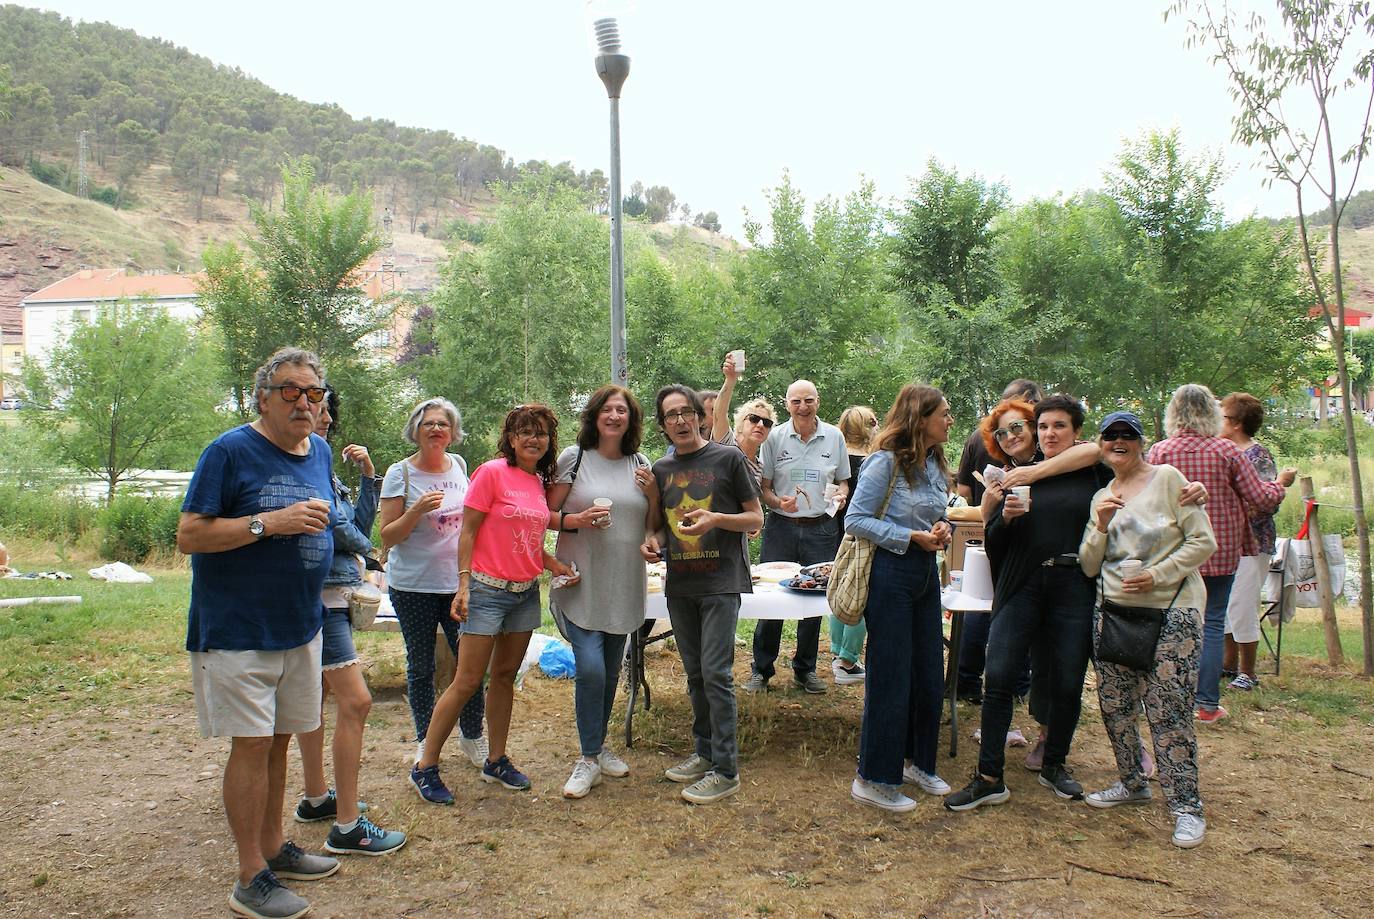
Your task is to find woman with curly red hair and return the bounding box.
[411,405,580,802]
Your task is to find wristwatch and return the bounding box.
[248,515,266,539]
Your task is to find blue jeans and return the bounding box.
[667,593,741,778]
[389,588,485,743]
[858,547,944,784]
[558,614,629,757]
[1194,574,1235,712]
[752,513,841,678]
[977,567,1095,779]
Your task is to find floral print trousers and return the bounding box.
[1095,604,1204,817]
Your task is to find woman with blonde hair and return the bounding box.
[845,385,954,811]
[711,351,775,488]
[829,405,879,685]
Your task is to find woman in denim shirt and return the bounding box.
[294,387,405,855]
[845,384,954,813]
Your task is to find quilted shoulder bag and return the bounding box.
[826,463,899,626]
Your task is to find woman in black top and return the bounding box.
[946,395,1109,812]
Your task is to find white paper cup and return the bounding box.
[1119,559,1143,580]
[593,497,613,527]
[729,349,746,373]
[824,483,841,501]
[1010,485,1031,510]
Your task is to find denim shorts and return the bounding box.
[321,607,359,669]
[464,580,542,635]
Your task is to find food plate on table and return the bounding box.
[753,561,802,583]
[780,575,828,593]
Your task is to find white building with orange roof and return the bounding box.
[21,269,204,365]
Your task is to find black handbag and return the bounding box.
[1095,580,1184,672]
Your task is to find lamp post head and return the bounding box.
[587,3,632,98]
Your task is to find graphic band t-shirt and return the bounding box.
[464,458,549,582]
[380,453,469,593]
[182,424,334,652]
[652,441,757,598]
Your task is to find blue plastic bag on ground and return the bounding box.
[538,639,576,679]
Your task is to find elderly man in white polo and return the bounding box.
[744,379,850,694]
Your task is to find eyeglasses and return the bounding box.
[745,413,774,428]
[514,428,550,440]
[1101,430,1142,442]
[663,409,699,424]
[420,420,452,430]
[268,384,327,404]
[993,420,1029,440]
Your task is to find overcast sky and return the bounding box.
[33,0,1374,237]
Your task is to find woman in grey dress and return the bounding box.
[548,385,660,798]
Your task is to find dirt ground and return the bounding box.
[5,635,1374,919]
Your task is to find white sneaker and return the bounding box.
[1172,813,1206,848]
[597,747,630,778]
[457,734,489,769]
[831,657,866,685]
[851,777,917,813]
[902,764,951,796]
[1085,781,1153,809]
[562,759,602,799]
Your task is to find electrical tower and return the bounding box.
[77,131,90,199]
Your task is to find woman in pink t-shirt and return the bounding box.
[412,405,579,799]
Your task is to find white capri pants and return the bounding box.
[1224,553,1266,643]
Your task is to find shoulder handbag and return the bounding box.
[826,463,899,627]
[1096,577,1184,672]
[551,447,585,532]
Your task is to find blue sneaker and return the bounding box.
[481,755,531,791]
[409,764,454,805]
[293,789,369,823]
[325,816,407,856]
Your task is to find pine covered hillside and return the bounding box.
[0,4,728,331]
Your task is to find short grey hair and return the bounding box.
[1164,383,1222,438]
[252,347,324,414]
[403,397,463,446]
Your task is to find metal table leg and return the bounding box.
[944,610,964,759]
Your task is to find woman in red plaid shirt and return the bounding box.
[1147,385,1296,723]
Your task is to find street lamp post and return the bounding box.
[592,14,630,386]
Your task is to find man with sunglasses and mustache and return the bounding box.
[178,347,342,919]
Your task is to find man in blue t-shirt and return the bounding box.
[178,347,340,919]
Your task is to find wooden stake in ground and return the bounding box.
[1302,476,1343,667]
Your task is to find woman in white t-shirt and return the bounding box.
[379,398,487,773]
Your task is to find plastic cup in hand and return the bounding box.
[1119,559,1143,581]
[824,483,841,501]
[729,349,746,373]
[1010,485,1030,510]
[593,497,613,527]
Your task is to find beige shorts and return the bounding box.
[191,631,323,738]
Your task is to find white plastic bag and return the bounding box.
[1290,535,1346,608]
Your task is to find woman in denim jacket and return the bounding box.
[293,387,405,855]
[844,384,954,813]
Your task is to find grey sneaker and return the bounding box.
[266,840,339,881]
[457,734,489,769]
[793,671,828,694]
[741,672,770,693]
[1085,781,1153,809]
[229,869,309,919]
[682,770,740,804]
[665,753,713,784]
[597,747,630,778]
[1172,813,1206,848]
[562,759,602,799]
[852,777,916,812]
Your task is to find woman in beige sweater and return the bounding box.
[1078,411,1217,849]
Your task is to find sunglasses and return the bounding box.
[993,420,1029,440]
[1101,430,1142,442]
[268,384,327,404]
[745,413,775,428]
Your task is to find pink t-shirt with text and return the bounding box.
[464,459,548,582]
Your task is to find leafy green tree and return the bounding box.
[112,119,157,209]
[198,159,393,446]
[693,210,722,233]
[0,82,55,165]
[644,185,677,223]
[20,306,221,503]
